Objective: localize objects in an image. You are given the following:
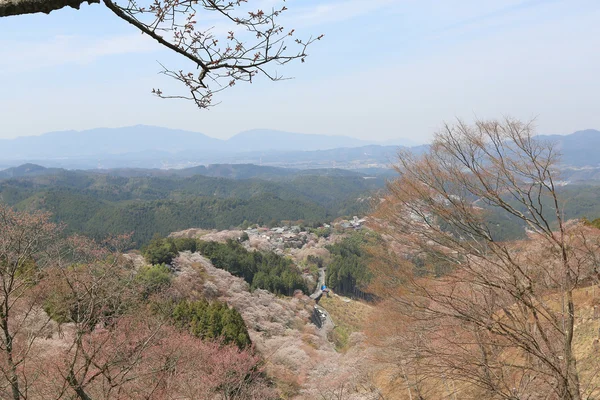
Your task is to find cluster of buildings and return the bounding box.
[243,225,309,250]
[242,217,368,251]
[336,216,367,230]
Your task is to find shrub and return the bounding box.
[170,237,198,253]
[136,263,172,299]
[143,235,178,265]
[143,236,201,265]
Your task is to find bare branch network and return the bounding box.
[0,0,322,108]
[369,119,597,399]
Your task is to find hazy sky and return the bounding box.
[1,0,600,143]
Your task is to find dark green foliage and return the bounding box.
[481,207,527,242]
[44,294,75,325]
[411,251,455,277]
[584,217,600,230]
[197,240,308,296]
[0,170,384,245]
[325,232,375,298]
[311,227,332,238]
[306,255,324,269]
[43,263,136,328]
[172,299,251,349]
[135,264,172,299]
[170,237,198,253]
[142,236,202,265]
[143,235,178,265]
[476,185,600,241]
[559,186,600,221]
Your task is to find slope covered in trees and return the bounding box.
[142,235,309,296]
[171,299,252,349]
[325,232,376,298]
[0,167,384,245]
[197,240,309,296]
[0,204,273,399]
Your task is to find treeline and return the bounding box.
[0,170,384,245]
[325,232,376,298]
[144,237,309,296]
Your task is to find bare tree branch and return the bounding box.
[0,0,98,17]
[369,118,599,400]
[1,0,322,109]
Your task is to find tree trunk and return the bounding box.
[67,369,93,400]
[7,349,20,400]
[565,286,582,400]
[1,314,20,400]
[0,0,99,17]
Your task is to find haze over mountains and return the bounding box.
[0,126,599,171]
[540,129,600,167]
[0,125,418,170]
[0,125,414,158]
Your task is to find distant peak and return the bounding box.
[571,129,600,135]
[15,163,46,170]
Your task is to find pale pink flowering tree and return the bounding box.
[0,204,59,400]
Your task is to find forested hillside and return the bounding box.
[0,166,384,245]
[325,232,377,298]
[476,184,600,241]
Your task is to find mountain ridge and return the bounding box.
[0,162,373,181]
[0,125,413,160]
[1,127,599,170]
[536,129,600,167]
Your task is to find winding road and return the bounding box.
[309,268,334,329]
[310,268,326,298]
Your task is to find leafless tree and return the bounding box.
[0,0,322,108]
[370,119,600,399]
[0,204,59,400]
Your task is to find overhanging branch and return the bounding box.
[0,0,99,17]
[1,0,320,109]
[102,0,209,71]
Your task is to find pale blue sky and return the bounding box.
[1,0,600,143]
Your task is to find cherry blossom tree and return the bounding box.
[0,204,58,400]
[0,209,273,399]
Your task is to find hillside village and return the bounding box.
[243,217,366,250]
[163,219,378,398]
[171,217,367,265]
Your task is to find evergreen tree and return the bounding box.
[172,300,251,349]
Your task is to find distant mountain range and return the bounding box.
[0,125,415,160]
[537,129,600,167]
[0,126,598,171]
[0,163,62,179]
